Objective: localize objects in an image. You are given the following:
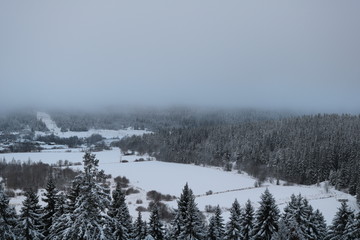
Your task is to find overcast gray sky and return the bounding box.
[1,0,359,113]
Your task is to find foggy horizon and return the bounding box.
[1,1,360,114]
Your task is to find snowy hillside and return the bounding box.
[4,148,358,225]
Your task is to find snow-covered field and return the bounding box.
[3,148,358,225]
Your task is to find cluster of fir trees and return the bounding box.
[1,153,360,239]
[116,114,360,202]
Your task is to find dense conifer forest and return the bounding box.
[116,114,360,203]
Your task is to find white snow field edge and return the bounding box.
[3,148,358,225]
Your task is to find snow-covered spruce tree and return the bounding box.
[240,199,254,240]
[208,216,218,240]
[49,152,113,240]
[133,211,147,240]
[42,175,58,238]
[148,204,164,240]
[251,189,280,240]
[170,183,192,238]
[46,192,67,240]
[0,185,18,239]
[108,182,133,239]
[277,195,326,240]
[164,225,173,240]
[66,176,81,213]
[271,219,290,240]
[282,194,313,239]
[145,234,155,240]
[306,207,327,240]
[143,220,149,238]
[20,189,44,240]
[207,205,225,240]
[53,192,67,217]
[345,211,360,239]
[178,188,206,240]
[327,201,354,240]
[224,199,242,240]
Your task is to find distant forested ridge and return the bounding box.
[116,114,360,200]
[49,108,286,132]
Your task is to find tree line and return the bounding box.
[0,158,78,191]
[49,108,286,132]
[1,153,359,239]
[115,114,360,205]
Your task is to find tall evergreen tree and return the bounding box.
[133,211,147,240]
[177,184,205,240]
[144,220,149,239]
[207,205,225,240]
[306,208,327,240]
[282,194,312,239]
[20,190,44,240]
[327,201,354,240]
[42,175,58,238]
[240,200,254,240]
[251,189,280,240]
[224,199,241,240]
[271,219,290,240]
[171,183,192,239]
[148,205,164,240]
[0,185,18,240]
[108,182,133,239]
[66,177,81,213]
[345,211,360,239]
[50,152,113,240]
[46,193,67,240]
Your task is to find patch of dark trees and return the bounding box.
[0,133,108,153]
[36,134,84,148]
[0,158,78,191]
[35,133,105,147]
[7,141,42,153]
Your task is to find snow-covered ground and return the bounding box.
[36,112,150,139]
[4,148,359,225]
